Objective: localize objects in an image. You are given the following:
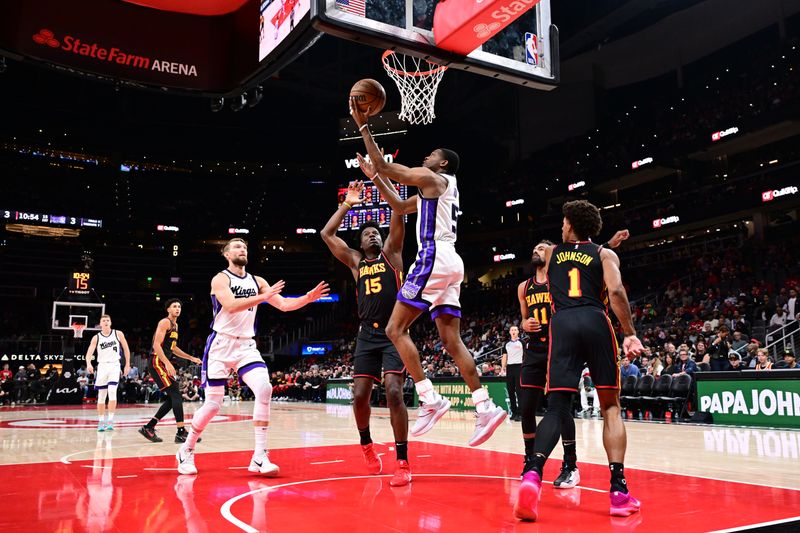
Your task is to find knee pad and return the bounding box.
[107,383,118,402]
[204,386,224,410]
[241,367,271,422]
[190,386,224,433]
[97,388,108,404]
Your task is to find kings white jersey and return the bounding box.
[95,330,121,364]
[416,173,459,248]
[211,270,260,338]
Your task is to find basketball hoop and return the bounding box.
[71,323,86,339]
[382,50,447,125]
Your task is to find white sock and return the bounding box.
[98,414,105,422]
[415,379,436,404]
[107,413,114,422]
[472,387,491,413]
[254,425,268,455]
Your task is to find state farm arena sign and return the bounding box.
[0,0,249,91]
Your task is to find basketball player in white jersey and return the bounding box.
[177,238,329,475]
[85,315,131,431]
[352,100,507,446]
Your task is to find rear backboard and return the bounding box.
[313,0,558,89]
[52,302,105,332]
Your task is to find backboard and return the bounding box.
[313,0,558,89]
[52,302,105,332]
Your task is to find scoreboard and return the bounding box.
[336,180,408,231]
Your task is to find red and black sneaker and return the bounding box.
[138,425,163,443]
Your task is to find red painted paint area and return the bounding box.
[1,442,797,532]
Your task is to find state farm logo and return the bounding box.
[29,27,198,77]
[32,29,60,48]
[474,22,501,39]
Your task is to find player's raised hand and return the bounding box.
[306,281,331,302]
[356,148,384,180]
[262,280,286,302]
[623,335,645,359]
[608,229,630,249]
[349,96,370,129]
[345,180,365,206]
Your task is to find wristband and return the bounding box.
[602,241,611,249]
[342,201,352,210]
[359,124,369,132]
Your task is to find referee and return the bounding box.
[502,326,524,421]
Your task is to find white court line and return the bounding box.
[143,467,177,471]
[228,467,250,470]
[309,460,344,465]
[220,473,605,533]
[420,438,800,493]
[117,475,138,479]
[80,465,110,469]
[709,515,800,532]
[416,455,432,458]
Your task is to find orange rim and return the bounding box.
[381,50,448,77]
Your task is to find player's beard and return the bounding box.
[232,256,248,267]
[531,253,545,268]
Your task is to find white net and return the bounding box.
[382,51,447,125]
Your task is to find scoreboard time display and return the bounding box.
[69,271,92,295]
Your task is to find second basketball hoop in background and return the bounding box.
[350,79,386,116]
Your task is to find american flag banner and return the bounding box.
[335,0,365,17]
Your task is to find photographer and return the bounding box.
[708,326,733,371]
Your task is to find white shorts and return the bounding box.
[201,333,267,387]
[398,242,464,320]
[94,362,121,389]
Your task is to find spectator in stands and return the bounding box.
[727,353,743,371]
[775,349,796,370]
[743,342,759,368]
[77,372,89,398]
[127,365,140,380]
[620,357,640,380]
[13,365,27,403]
[730,331,748,357]
[729,310,751,337]
[579,367,598,416]
[754,348,773,370]
[693,341,708,364]
[708,326,733,371]
[663,353,676,375]
[672,349,698,377]
[787,288,798,320]
[768,307,788,330]
[648,356,663,377]
[26,364,45,403]
[0,363,12,382]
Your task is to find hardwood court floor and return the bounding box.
[1,401,799,532]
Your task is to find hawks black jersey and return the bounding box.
[357,252,401,329]
[524,277,551,350]
[152,319,178,360]
[548,241,608,313]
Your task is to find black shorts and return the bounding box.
[353,324,405,382]
[149,355,175,391]
[547,307,620,392]
[521,347,547,389]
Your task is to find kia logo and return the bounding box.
[33,29,60,48]
[473,22,501,39]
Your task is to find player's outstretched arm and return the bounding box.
[600,248,644,358]
[381,185,407,268]
[85,335,98,374]
[259,277,330,312]
[172,346,202,365]
[212,273,280,313]
[117,331,132,375]
[350,98,443,192]
[369,169,417,215]
[321,181,364,277]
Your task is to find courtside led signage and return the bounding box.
[711,127,739,142]
[652,216,680,229]
[505,199,524,207]
[631,157,653,170]
[762,186,799,202]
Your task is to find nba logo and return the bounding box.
[525,33,538,66]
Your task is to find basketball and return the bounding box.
[350,78,386,116]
